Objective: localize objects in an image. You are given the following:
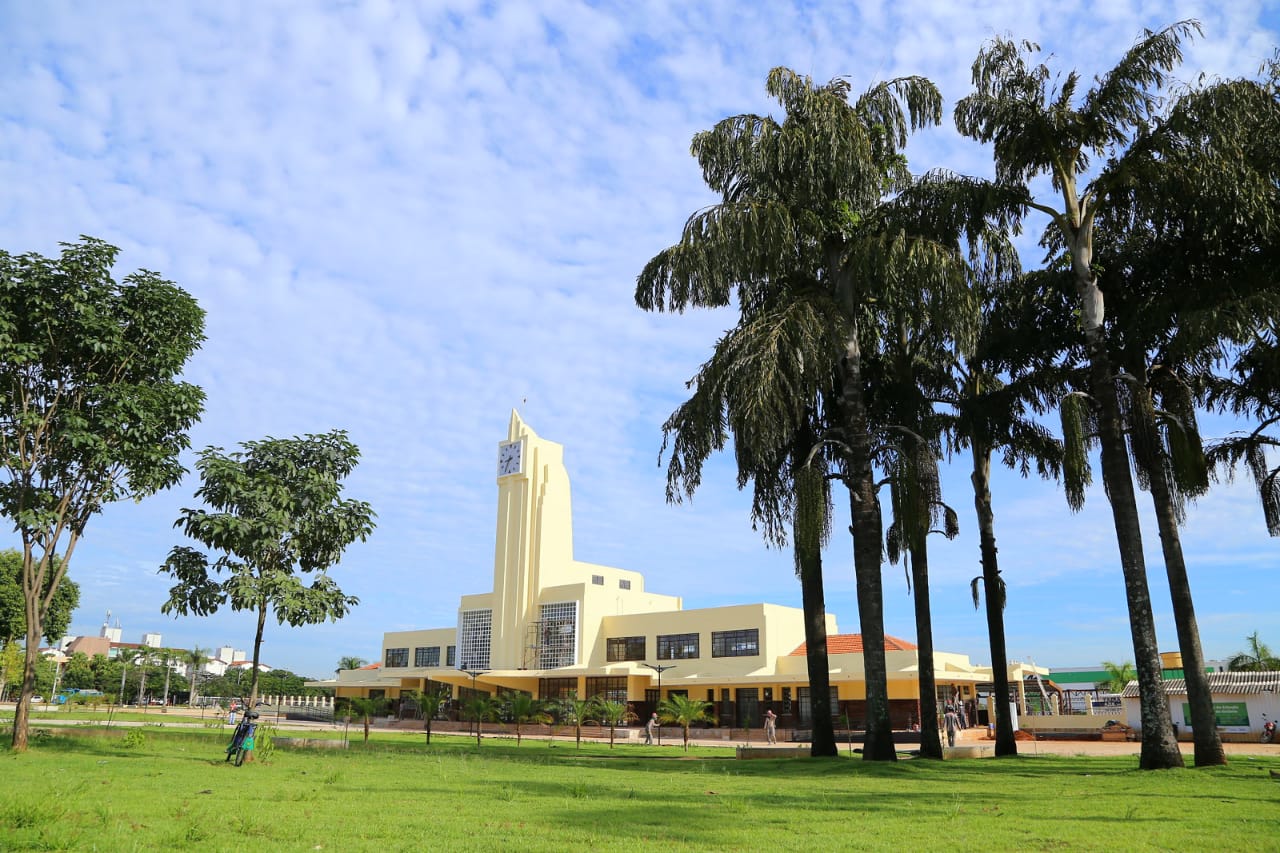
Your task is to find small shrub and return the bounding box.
[122,730,146,749]
[255,725,276,762]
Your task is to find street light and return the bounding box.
[460,664,488,745]
[643,663,676,746]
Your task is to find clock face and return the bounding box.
[497,440,523,476]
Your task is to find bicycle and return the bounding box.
[225,709,260,766]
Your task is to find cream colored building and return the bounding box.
[327,412,1041,729]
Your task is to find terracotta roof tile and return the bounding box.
[789,633,917,656]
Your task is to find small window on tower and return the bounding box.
[619,579,631,590]
[591,575,604,585]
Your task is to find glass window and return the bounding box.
[657,632,699,660]
[586,676,627,703]
[384,648,408,668]
[711,629,760,658]
[591,574,604,585]
[618,579,631,590]
[446,645,456,667]
[606,636,646,662]
[538,678,578,701]
[414,646,440,668]
[538,601,578,669]
[457,609,492,670]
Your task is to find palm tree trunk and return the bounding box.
[1076,268,1182,770]
[794,428,838,758]
[970,444,1017,757]
[1145,454,1227,766]
[798,534,837,757]
[911,546,944,759]
[839,331,896,761]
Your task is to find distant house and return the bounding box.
[1121,671,1280,737]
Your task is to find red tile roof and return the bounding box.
[789,634,917,656]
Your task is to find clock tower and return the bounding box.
[489,410,575,668]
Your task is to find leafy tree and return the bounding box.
[61,651,94,691]
[1101,660,1137,695]
[593,698,637,748]
[657,693,715,752]
[1227,632,1280,672]
[954,21,1206,770]
[0,549,79,647]
[0,237,205,750]
[160,430,375,706]
[501,691,549,747]
[637,66,948,761]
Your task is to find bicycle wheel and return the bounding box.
[233,746,246,766]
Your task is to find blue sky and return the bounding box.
[3,1,1278,680]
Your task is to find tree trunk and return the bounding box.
[250,603,268,707]
[1076,268,1182,769]
[911,546,944,759]
[798,529,837,757]
[10,615,40,751]
[1145,449,1227,766]
[971,445,1017,757]
[839,332,896,761]
[794,427,838,758]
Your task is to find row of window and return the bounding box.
[606,628,760,662]
[590,574,632,590]
[385,645,457,669]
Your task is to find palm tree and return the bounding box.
[593,699,638,749]
[1101,661,1137,696]
[344,696,386,745]
[403,686,450,745]
[638,66,949,761]
[954,21,1205,770]
[559,692,595,750]
[184,646,208,707]
[501,692,549,747]
[658,694,715,752]
[1227,633,1280,672]
[463,694,498,748]
[336,656,367,673]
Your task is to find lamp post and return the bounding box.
[460,665,488,745]
[643,663,676,746]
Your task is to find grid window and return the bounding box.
[457,609,492,670]
[586,676,627,703]
[657,632,699,660]
[446,645,456,667]
[385,647,408,668]
[414,646,440,668]
[538,601,578,669]
[591,574,604,585]
[712,629,760,658]
[619,579,631,590]
[539,678,578,701]
[606,636,646,662]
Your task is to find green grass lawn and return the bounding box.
[3,726,1278,851]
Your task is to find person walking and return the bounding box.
[944,705,960,747]
[645,711,658,745]
[764,709,778,744]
